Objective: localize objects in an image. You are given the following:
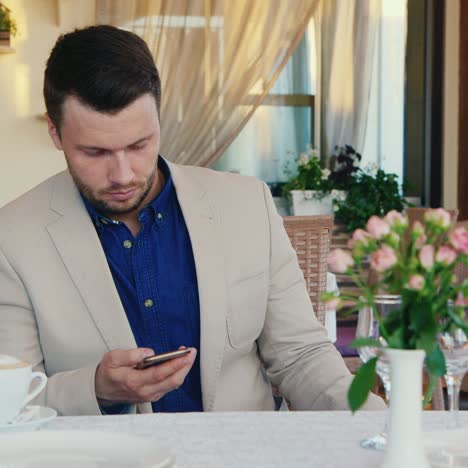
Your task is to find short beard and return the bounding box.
[70,163,157,217]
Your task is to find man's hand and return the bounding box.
[95,347,197,407]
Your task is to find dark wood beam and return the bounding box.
[459,0,468,219]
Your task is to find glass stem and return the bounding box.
[382,378,391,403]
[444,373,462,429]
[380,375,391,436]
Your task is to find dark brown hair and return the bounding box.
[44,25,161,130]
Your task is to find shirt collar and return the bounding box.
[81,156,174,228]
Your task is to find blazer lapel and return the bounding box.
[46,171,137,352]
[169,163,227,411]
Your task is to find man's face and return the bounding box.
[48,94,161,219]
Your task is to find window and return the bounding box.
[212,20,317,184]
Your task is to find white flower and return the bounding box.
[321,168,331,180]
[298,154,308,166]
[308,148,320,160]
[332,190,346,202]
[363,163,378,176]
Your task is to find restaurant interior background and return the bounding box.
[0,0,466,219]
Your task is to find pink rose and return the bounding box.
[407,274,425,291]
[328,249,354,273]
[412,221,425,237]
[424,208,451,229]
[419,245,434,270]
[370,246,398,272]
[415,234,427,249]
[324,297,341,310]
[455,293,468,307]
[450,227,468,255]
[435,246,457,265]
[385,210,407,227]
[348,229,372,248]
[366,216,391,239]
[412,222,427,248]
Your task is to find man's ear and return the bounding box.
[46,114,63,150]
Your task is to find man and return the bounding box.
[0,25,384,415]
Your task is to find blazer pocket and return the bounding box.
[226,271,268,349]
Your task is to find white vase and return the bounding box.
[381,349,430,468]
[289,190,333,215]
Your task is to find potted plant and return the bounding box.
[328,144,361,190]
[333,166,408,232]
[282,145,334,215]
[325,210,468,467]
[0,3,18,47]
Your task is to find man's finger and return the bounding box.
[133,348,197,387]
[137,359,196,401]
[107,348,154,367]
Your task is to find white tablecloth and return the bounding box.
[42,411,467,467]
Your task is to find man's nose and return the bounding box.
[109,151,134,186]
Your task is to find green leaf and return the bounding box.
[425,345,446,377]
[415,330,438,355]
[409,303,434,332]
[348,337,382,349]
[423,373,438,408]
[348,357,378,413]
[382,309,403,336]
[447,308,468,334]
[386,328,405,349]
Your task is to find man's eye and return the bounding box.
[130,143,146,151]
[84,149,105,156]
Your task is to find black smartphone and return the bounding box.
[135,348,191,370]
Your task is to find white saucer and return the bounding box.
[0,406,57,432]
[0,430,176,467]
[426,429,468,467]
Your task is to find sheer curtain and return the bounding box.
[96,0,320,166]
[212,31,315,182]
[317,0,381,157]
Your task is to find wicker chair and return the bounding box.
[273,215,333,410]
[283,215,334,325]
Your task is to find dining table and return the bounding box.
[38,410,468,467]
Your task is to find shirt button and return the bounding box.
[123,240,133,249]
[144,299,154,308]
[157,212,163,220]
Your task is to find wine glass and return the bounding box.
[438,303,468,429]
[355,294,400,450]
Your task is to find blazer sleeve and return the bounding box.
[256,183,385,410]
[0,246,105,416]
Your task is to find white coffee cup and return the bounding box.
[0,354,47,424]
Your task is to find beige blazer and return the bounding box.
[0,162,383,415]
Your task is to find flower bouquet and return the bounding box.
[325,209,468,466]
[325,209,468,410]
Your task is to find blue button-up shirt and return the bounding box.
[83,157,203,412]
